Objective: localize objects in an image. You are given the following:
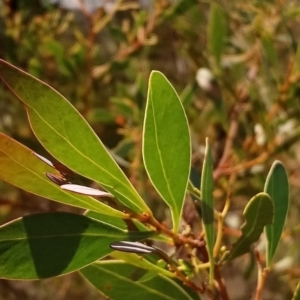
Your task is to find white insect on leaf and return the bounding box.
[33,152,55,168]
[61,184,113,197]
[110,241,156,254]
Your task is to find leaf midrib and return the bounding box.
[0,232,127,242]
[148,92,178,218]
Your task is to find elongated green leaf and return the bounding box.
[143,71,191,232]
[162,0,198,21]
[85,210,129,229]
[264,161,289,267]
[86,210,171,243]
[0,59,150,215]
[81,261,201,300]
[208,3,227,67]
[293,43,300,74]
[224,193,274,262]
[0,133,125,218]
[110,252,175,278]
[292,280,300,300]
[200,138,214,284]
[0,212,154,279]
[262,36,279,70]
[180,84,195,108]
[261,36,280,82]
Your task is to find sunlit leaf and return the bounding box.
[85,210,129,229]
[0,133,125,218]
[200,138,214,284]
[0,59,150,215]
[224,193,274,262]
[264,161,289,267]
[81,261,201,300]
[143,71,191,232]
[0,213,155,279]
[292,280,300,300]
[110,251,175,278]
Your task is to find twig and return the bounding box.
[254,250,269,300]
[216,152,269,176]
[213,117,239,180]
[93,2,160,78]
[214,266,230,300]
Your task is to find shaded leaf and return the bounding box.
[293,43,300,75]
[0,59,150,215]
[0,133,125,218]
[181,84,196,108]
[208,3,227,67]
[261,36,280,82]
[261,36,279,70]
[81,261,201,300]
[162,0,198,21]
[224,193,274,262]
[200,138,214,283]
[264,161,289,267]
[143,71,191,232]
[0,213,155,279]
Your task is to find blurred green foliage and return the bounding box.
[1,0,300,299]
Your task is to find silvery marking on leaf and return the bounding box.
[33,152,55,168]
[110,241,156,254]
[61,184,113,197]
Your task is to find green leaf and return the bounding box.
[86,211,171,243]
[208,3,227,67]
[81,261,201,300]
[200,138,214,284]
[261,36,280,82]
[110,252,175,278]
[261,36,279,70]
[180,84,195,108]
[293,43,300,75]
[162,0,198,21]
[264,161,289,267]
[0,59,150,215]
[292,280,300,300]
[0,212,155,279]
[0,133,125,218]
[143,71,191,232]
[224,193,274,262]
[85,210,129,229]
